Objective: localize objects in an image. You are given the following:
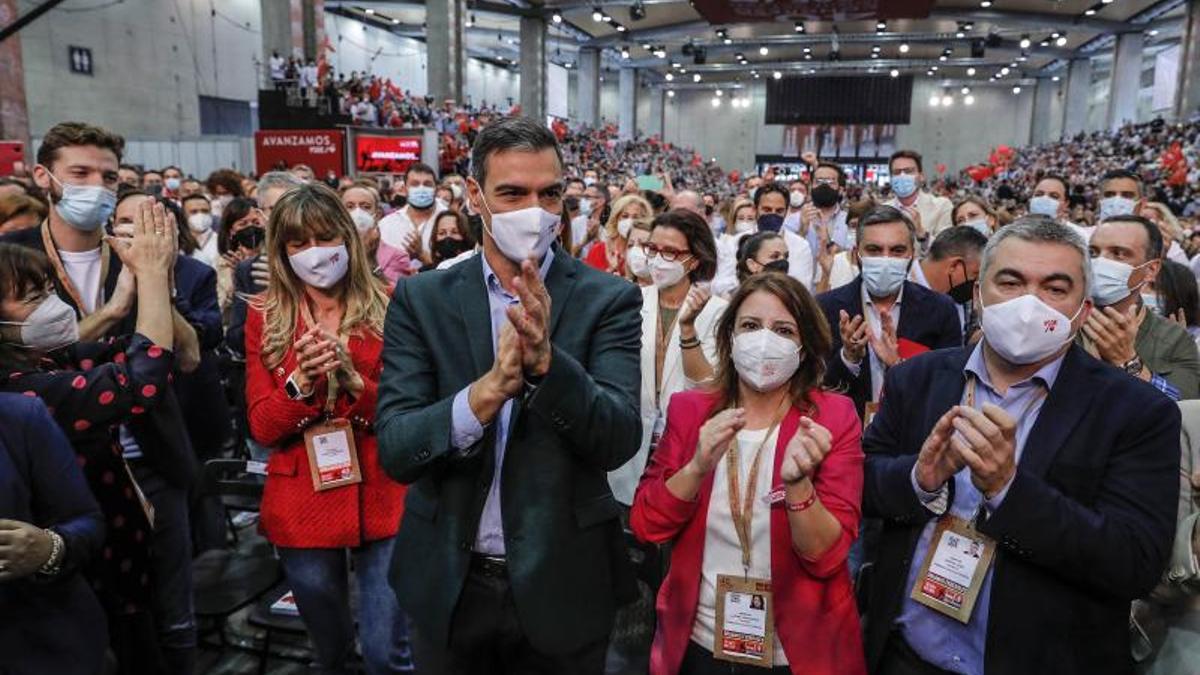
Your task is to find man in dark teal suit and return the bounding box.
[376,116,642,673]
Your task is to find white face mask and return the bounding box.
[1099,196,1137,221]
[732,329,803,392]
[627,245,650,278]
[348,207,376,234]
[734,219,757,235]
[579,198,593,217]
[617,218,635,239]
[479,193,561,263]
[1029,195,1060,218]
[980,292,1084,365]
[649,254,688,289]
[962,218,992,238]
[288,244,350,289]
[789,191,806,208]
[0,294,79,351]
[1090,256,1150,307]
[187,212,213,234]
[860,256,911,297]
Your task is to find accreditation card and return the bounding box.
[909,515,996,623]
[304,418,363,492]
[713,574,775,668]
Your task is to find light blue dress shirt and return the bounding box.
[449,249,555,556]
[897,342,1064,674]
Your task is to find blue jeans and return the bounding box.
[277,537,412,674]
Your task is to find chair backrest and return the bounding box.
[200,458,266,499]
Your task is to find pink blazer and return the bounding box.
[630,388,867,675]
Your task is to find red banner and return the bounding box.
[0,141,24,177]
[354,134,422,174]
[692,0,933,23]
[255,130,344,177]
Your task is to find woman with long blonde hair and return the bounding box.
[584,193,653,276]
[244,182,411,673]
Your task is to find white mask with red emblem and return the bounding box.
[289,244,349,289]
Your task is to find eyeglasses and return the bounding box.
[639,242,692,262]
[812,177,838,186]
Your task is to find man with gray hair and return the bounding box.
[225,170,304,358]
[860,216,1180,674]
[669,189,705,218]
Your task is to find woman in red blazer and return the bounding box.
[631,272,866,675]
[244,183,410,673]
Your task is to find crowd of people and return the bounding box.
[1,109,1199,675]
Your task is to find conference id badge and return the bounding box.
[863,402,880,429]
[650,411,667,451]
[909,516,996,623]
[713,574,775,668]
[304,418,363,492]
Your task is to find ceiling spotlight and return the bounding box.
[620,47,630,59]
[980,0,992,6]
[1056,35,1068,46]
[1019,35,1031,49]
[629,2,646,21]
[930,95,941,107]
[563,62,572,68]
[803,47,812,54]
[391,17,400,25]
[592,7,603,22]
[1012,85,1022,94]
[654,47,667,58]
[615,23,627,32]
[1052,75,1061,82]
[964,94,975,105]
[759,45,769,55]
[962,22,974,30]
[939,54,948,62]
[753,71,760,78]
[665,72,674,81]
[750,69,758,76]
[693,73,702,82]
[467,14,476,26]
[805,53,813,60]
[942,95,954,106]
[1017,54,1028,62]
[672,61,681,68]
[1102,0,1113,3]
[872,45,882,52]
[602,12,613,23]
[967,67,976,76]
[899,42,910,53]
[715,88,723,96]
[724,37,733,44]
[931,65,939,71]
[1084,6,1097,15]
[773,70,783,79]
[890,69,900,77]
[872,53,880,59]
[927,70,935,76]
[680,67,687,73]
[666,90,675,98]
[877,20,887,31]
[1050,31,1061,39]
[956,30,966,39]
[551,12,562,23]
[711,97,721,108]
[1010,61,1018,68]
[961,86,971,94]
[1000,67,1010,75]
[1040,39,1051,47]
[364,7,375,14]
[735,52,745,61]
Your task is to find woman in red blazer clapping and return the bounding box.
[631,272,866,675]
[244,183,410,673]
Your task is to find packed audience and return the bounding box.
[1,111,1199,675]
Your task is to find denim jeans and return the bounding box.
[130,462,197,675]
[277,537,412,674]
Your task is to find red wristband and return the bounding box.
[785,493,817,513]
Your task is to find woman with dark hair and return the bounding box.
[0,201,180,672]
[217,196,266,261]
[425,208,475,270]
[630,273,866,675]
[610,208,724,507]
[1155,259,1200,347]
[737,231,789,283]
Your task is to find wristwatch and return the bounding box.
[1122,355,1144,376]
[284,373,311,400]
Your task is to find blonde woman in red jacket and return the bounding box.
[631,272,866,675]
[245,182,410,673]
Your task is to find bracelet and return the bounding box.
[679,337,701,350]
[785,493,818,513]
[37,529,65,578]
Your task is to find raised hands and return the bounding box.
[678,284,712,328]
[780,417,833,484]
[839,310,869,364]
[506,258,553,378]
[688,408,747,476]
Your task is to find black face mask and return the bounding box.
[946,263,975,304]
[705,204,714,217]
[757,214,784,232]
[434,237,470,261]
[391,195,408,209]
[811,184,840,209]
[762,259,790,274]
[231,225,265,251]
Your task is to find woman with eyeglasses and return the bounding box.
[630,272,866,675]
[610,209,724,508]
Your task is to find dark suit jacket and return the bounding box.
[225,255,264,358]
[172,256,232,455]
[861,345,1180,674]
[375,247,642,655]
[0,225,197,489]
[0,394,108,675]
[817,277,961,414]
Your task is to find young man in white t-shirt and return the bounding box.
[378,162,443,270]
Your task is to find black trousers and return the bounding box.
[680,641,792,674]
[878,632,958,675]
[412,556,608,675]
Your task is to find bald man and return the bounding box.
[670,189,705,217]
